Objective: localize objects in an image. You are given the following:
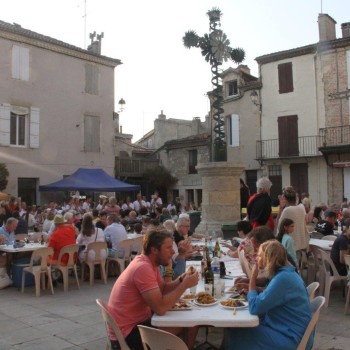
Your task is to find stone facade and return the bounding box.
[0,20,120,204]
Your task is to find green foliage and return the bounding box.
[230,48,246,64]
[183,30,200,48]
[142,165,178,192]
[0,163,9,191]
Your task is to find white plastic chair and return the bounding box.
[307,281,319,301]
[297,296,325,350]
[96,299,130,350]
[238,249,252,279]
[138,325,188,350]
[21,247,54,297]
[130,236,143,261]
[318,249,347,307]
[81,242,108,286]
[51,244,80,292]
[321,235,337,241]
[306,245,322,285]
[310,231,324,239]
[106,239,132,276]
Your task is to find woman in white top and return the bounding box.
[277,186,309,252]
[76,213,106,262]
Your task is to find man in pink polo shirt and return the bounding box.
[108,228,199,350]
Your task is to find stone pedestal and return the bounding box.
[195,162,244,235]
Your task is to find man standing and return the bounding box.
[133,193,146,214]
[104,214,128,257]
[108,229,199,350]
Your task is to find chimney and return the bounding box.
[87,31,104,54]
[192,117,201,135]
[341,22,350,38]
[158,110,166,120]
[318,14,337,42]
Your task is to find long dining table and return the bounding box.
[152,250,259,329]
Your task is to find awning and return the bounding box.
[333,161,350,168]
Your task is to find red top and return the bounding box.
[48,224,76,265]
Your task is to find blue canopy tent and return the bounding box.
[39,168,140,192]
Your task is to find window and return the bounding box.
[0,104,39,148]
[12,45,29,81]
[84,115,100,152]
[278,62,294,94]
[18,178,37,205]
[146,138,153,149]
[189,150,198,174]
[10,113,26,146]
[227,80,238,97]
[85,64,99,95]
[228,114,239,147]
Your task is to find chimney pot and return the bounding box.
[341,22,350,38]
[318,14,337,42]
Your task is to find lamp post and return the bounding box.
[183,8,245,162]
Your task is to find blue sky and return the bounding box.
[2,0,350,141]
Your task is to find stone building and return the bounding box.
[222,65,262,195]
[0,20,121,204]
[251,14,350,206]
[317,15,350,204]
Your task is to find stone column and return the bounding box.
[195,162,244,235]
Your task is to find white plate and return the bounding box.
[169,301,192,311]
[193,299,219,307]
[181,294,196,300]
[219,300,248,309]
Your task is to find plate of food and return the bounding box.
[193,292,218,307]
[182,293,196,300]
[170,300,192,311]
[220,299,248,309]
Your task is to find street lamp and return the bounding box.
[118,98,126,112]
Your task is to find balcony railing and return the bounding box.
[115,158,159,177]
[319,125,350,147]
[256,135,323,160]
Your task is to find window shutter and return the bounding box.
[12,46,29,81]
[12,46,20,79]
[278,62,293,94]
[29,107,40,148]
[20,47,29,81]
[228,114,239,147]
[0,103,11,146]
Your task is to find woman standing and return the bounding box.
[246,177,274,231]
[277,186,309,252]
[223,240,312,349]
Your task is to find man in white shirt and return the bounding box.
[133,193,146,213]
[104,214,128,257]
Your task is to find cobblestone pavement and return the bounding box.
[0,277,349,349]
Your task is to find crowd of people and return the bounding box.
[1,179,349,349]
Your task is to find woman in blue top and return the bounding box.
[223,240,312,350]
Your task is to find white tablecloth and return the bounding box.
[152,256,258,328]
[0,243,46,253]
[309,238,334,251]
